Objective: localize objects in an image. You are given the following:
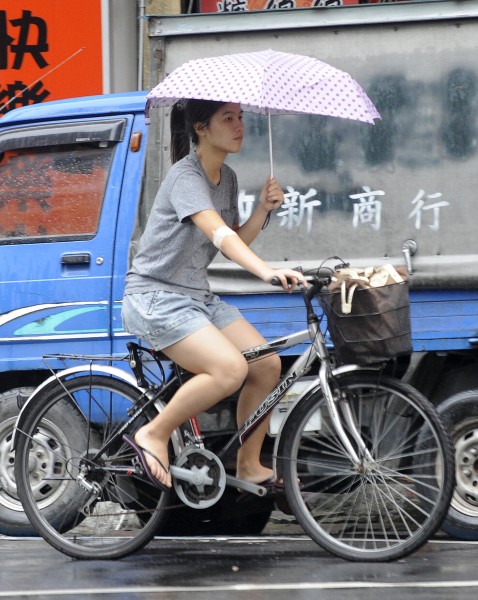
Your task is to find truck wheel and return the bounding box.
[0,388,37,535]
[0,387,91,536]
[436,389,478,540]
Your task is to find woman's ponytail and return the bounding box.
[170,102,190,164]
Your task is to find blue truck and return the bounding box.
[1,2,478,538]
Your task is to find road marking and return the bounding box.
[4,534,478,545]
[430,538,478,545]
[2,580,478,597]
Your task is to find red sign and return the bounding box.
[0,0,103,115]
[200,0,359,10]
[199,0,409,10]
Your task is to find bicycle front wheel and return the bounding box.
[15,375,171,559]
[279,372,454,561]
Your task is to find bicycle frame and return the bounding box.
[218,321,373,488]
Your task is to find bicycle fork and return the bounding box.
[318,362,374,470]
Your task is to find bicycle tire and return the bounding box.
[15,375,171,559]
[278,371,455,561]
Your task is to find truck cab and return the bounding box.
[0,92,148,533]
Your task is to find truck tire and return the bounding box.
[0,387,90,536]
[436,389,478,540]
[0,388,37,535]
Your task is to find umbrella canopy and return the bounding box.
[147,49,380,122]
[146,49,380,173]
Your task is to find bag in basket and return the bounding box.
[319,264,413,366]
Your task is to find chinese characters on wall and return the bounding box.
[214,1,354,11]
[238,185,450,233]
[201,0,408,12]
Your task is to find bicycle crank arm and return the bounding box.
[170,464,214,487]
[226,475,269,497]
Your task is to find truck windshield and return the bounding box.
[0,121,121,243]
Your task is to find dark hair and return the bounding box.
[170,99,227,164]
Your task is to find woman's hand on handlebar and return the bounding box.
[265,268,308,292]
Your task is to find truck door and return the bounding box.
[0,115,136,367]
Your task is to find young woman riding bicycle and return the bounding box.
[121,99,307,490]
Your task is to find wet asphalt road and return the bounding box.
[2,516,478,600]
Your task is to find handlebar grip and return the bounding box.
[271,266,303,288]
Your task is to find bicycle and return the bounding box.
[12,265,455,561]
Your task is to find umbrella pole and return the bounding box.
[261,111,274,230]
[268,110,273,178]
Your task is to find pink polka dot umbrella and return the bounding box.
[146,49,380,174]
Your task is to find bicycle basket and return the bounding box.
[318,280,413,366]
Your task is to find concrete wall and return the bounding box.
[142,1,183,90]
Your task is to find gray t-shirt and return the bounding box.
[124,151,239,301]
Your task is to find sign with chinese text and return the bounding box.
[0,0,103,115]
[199,0,409,10]
[201,0,357,9]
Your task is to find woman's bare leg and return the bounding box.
[220,319,282,484]
[134,324,248,488]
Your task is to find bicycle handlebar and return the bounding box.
[270,270,330,291]
[270,269,331,324]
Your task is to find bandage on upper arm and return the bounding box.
[212,225,237,250]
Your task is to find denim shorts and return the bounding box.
[122,290,243,350]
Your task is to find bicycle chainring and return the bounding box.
[173,446,226,509]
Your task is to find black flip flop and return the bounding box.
[237,475,284,501]
[123,434,170,492]
[258,475,285,491]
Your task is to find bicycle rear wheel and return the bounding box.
[15,375,171,559]
[279,372,454,561]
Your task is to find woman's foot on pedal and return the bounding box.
[130,427,172,488]
[236,466,283,487]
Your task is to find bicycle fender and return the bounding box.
[272,363,372,474]
[11,365,145,451]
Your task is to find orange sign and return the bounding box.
[0,0,103,115]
